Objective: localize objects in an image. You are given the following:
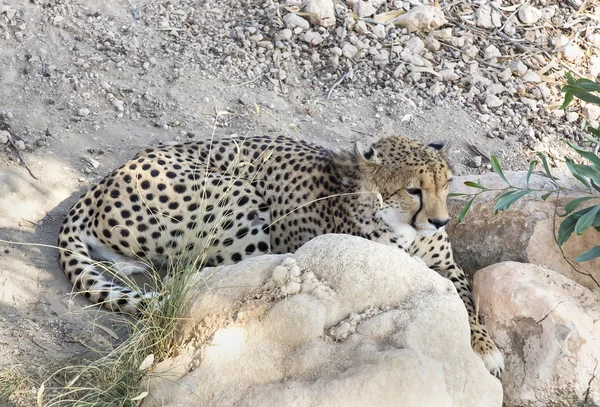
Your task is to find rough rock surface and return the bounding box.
[448,172,600,290]
[144,235,502,407]
[473,262,600,406]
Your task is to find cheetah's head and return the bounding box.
[356,136,452,238]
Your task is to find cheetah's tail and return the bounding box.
[57,231,152,314]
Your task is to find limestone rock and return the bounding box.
[473,262,600,406]
[303,0,335,27]
[518,5,541,25]
[447,172,600,290]
[391,5,447,33]
[144,235,502,407]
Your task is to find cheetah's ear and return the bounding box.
[354,141,381,166]
[427,140,451,156]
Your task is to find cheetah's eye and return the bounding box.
[406,188,422,196]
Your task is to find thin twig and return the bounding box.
[6,134,38,180]
[326,66,353,100]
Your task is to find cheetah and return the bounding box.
[57,135,504,377]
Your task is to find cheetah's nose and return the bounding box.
[429,218,449,229]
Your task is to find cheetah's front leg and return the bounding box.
[409,231,505,378]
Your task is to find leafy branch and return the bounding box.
[452,72,600,262]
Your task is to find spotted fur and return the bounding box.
[57,135,504,376]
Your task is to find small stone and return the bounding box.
[405,36,425,54]
[475,4,494,29]
[354,20,368,35]
[487,83,505,95]
[303,0,335,27]
[432,28,452,42]
[563,45,582,62]
[283,13,310,31]
[499,68,512,82]
[111,99,125,112]
[509,60,527,77]
[471,156,483,168]
[438,69,459,81]
[565,112,579,123]
[300,31,323,45]
[371,24,386,39]
[342,43,358,59]
[522,71,541,83]
[424,35,440,52]
[484,44,501,60]
[518,5,541,25]
[76,107,90,117]
[582,104,600,123]
[274,29,293,41]
[0,130,9,144]
[485,94,503,108]
[15,140,25,150]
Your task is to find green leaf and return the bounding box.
[447,192,469,197]
[493,190,533,214]
[575,78,600,92]
[587,126,600,138]
[560,92,574,110]
[566,157,592,190]
[584,133,600,145]
[572,163,600,185]
[574,245,600,262]
[592,179,600,194]
[561,196,595,216]
[565,71,577,85]
[575,205,600,235]
[541,191,553,201]
[536,152,556,181]
[464,180,487,190]
[490,156,509,185]
[562,85,600,106]
[558,214,578,246]
[456,198,474,224]
[526,159,537,187]
[566,141,600,167]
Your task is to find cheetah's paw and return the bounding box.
[477,343,505,379]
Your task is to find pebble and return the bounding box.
[487,83,505,95]
[563,44,582,62]
[283,13,310,31]
[15,140,25,150]
[424,35,440,52]
[76,107,90,117]
[274,29,292,42]
[582,104,600,122]
[303,0,336,28]
[484,44,501,60]
[438,69,459,81]
[0,130,9,144]
[111,99,125,112]
[485,94,503,108]
[522,71,541,83]
[518,5,541,25]
[342,43,358,59]
[371,24,386,40]
[509,60,528,77]
[405,36,425,54]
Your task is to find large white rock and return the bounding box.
[143,235,502,407]
[473,262,600,406]
[448,172,600,290]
